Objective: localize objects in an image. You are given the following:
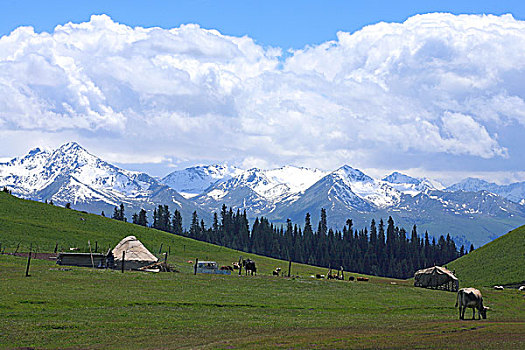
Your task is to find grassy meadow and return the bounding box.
[1,192,524,349]
[1,254,524,349]
[448,225,525,287]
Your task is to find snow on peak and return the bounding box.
[329,166,400,208]
[204,165,327,202]
[382,172,420,185]
[0,142,155,199]
[264,166,327,194]
[335,165,373,182]
[162,164,243,197]
[382,171,441,195]
[446,177,494,192]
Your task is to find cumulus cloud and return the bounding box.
[1,13,524,177]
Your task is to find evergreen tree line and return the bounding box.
[121,203,466,279]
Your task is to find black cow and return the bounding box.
[242,259,257,276]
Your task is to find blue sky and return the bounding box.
[2,1,524,49]
[1,1,525,184]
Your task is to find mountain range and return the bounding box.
[1,142,524,247]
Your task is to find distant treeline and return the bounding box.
[116,203,467,279]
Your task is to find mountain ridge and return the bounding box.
[1,142,524,246]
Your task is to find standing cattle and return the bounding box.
[242,259,257,276]
[455,288,489,320]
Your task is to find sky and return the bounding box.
[1,1,525,185]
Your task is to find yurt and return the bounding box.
[112,236,158,270]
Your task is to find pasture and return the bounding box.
[1,192,524,349]
[448,225,525,287]
[1,254,524,349]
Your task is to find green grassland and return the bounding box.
[448,225,525,287]
[1,255,524,349]
[1,192,524,349]
[0,192,332,276]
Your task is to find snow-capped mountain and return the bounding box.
[330,166,401,208]
[446,177,525,204]
[270,166,525,247]
[0,142,208,225]
[2,142,524,247]
[382,171,443,196]
[194,166,328,215]
[198,166,327,201]
[1,142,157,202]
[162,164,243,198]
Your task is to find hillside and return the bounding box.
[448,225,525,287]
[1,191,524,348]
[0,191,334,276]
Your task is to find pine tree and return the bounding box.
[172,210,183,235]
[138,209,148,227]
[152,208,158,229]
[303,213,314,264]
[119,203,126,222]
[189,211,200,239]
[112,206,121,220]
[377,219,386,274]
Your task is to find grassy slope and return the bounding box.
[0,192,335,276]
[448,225,525,287]
[1,192,524,349]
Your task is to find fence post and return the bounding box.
[25,244,32,277]
[88,241,95,268]
[121,251,126,273]
[288,260,292,277]
[194,258,198,275]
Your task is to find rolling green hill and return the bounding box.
[1,191,524,348]
[0,191,336,277]
[448,225,525,287]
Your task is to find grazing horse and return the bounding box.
[242,259,257,276]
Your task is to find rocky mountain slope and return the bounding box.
[2,142,524,246]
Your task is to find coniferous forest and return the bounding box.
[121,204,464,279]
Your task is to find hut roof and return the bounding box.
[415,266,458,281]
[414,265,458,290]
[112,236,158,263]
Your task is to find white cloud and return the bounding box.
[1,13,524,177]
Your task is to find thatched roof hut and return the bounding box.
[414,266,459,291]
